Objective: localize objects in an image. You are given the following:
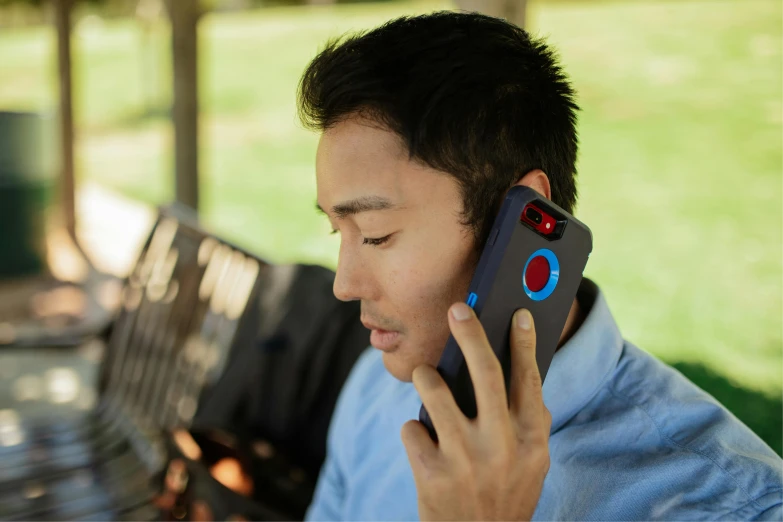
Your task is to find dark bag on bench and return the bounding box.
[173,263,370,519]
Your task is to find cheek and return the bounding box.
[381,231,476,331]
[389,266,447,324]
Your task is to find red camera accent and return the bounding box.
[521,204,557,235]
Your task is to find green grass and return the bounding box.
[0,0,780,454]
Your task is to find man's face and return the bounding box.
[316,116,478,382]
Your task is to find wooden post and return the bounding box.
[504,0,527,29]
[136,0,165,115]
[167,0,200,211]
[54,0,76,239]
[453,0,528,28]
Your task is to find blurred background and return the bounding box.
[0,0,780,461]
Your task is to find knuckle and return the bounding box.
[527,421,549,444]
[484,371,507,398]
[539,450,551,474]
[479,358,504,383]
[523,368,543,391]
[532,443,550,467]
[525,447,550,479]
[513,329,536,349]
[517,339,536,356]
[516,423,550,448]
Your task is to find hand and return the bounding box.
[401,303,552,521]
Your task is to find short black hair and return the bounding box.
[298,11,580,247]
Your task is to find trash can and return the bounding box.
[0,111,56,278]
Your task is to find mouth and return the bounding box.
[361,319,401,353]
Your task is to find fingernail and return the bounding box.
[516,309,532,330]
[450,303,473,321]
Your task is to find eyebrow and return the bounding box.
[315,196,397,219]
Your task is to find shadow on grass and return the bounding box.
[670,361,782,457]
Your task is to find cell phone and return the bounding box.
[419,185,593,440]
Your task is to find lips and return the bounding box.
[369,329,400,352]
[362,319,401,352]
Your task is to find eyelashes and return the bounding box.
[330,229,392,247]
[362,235,391,247]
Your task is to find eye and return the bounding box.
[362,234,392,247]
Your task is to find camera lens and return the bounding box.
[525,207,543,225]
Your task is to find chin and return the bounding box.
[380,352,416,382]
[380,339,443,383]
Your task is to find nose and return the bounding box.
[333,244,370,302]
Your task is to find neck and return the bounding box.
[558,297,584,348]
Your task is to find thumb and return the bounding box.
[400,420,440,480]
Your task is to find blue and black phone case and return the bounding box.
[419,186,593,439]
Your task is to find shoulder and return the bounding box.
[610,342,778,462]
[606,342,782,518]
[547,341,782,521]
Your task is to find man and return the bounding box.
[298,11,783,521]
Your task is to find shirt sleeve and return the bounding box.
[305,348,374,521]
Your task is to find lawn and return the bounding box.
[0,0,780,454]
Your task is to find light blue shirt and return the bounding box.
[306,280,783,520]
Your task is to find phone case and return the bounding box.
[419,186,592,439]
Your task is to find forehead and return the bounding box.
[316,118,407,202]
[315,117,457,212]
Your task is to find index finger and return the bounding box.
[448,302,509,425]
[508,308,545,430]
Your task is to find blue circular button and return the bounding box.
[522,249,559,301]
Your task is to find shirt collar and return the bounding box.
[542,278,624,433]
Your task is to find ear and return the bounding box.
[513,169,552,201]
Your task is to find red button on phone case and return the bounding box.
[524,255,550,292]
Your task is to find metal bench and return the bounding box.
[0,204,269,520]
